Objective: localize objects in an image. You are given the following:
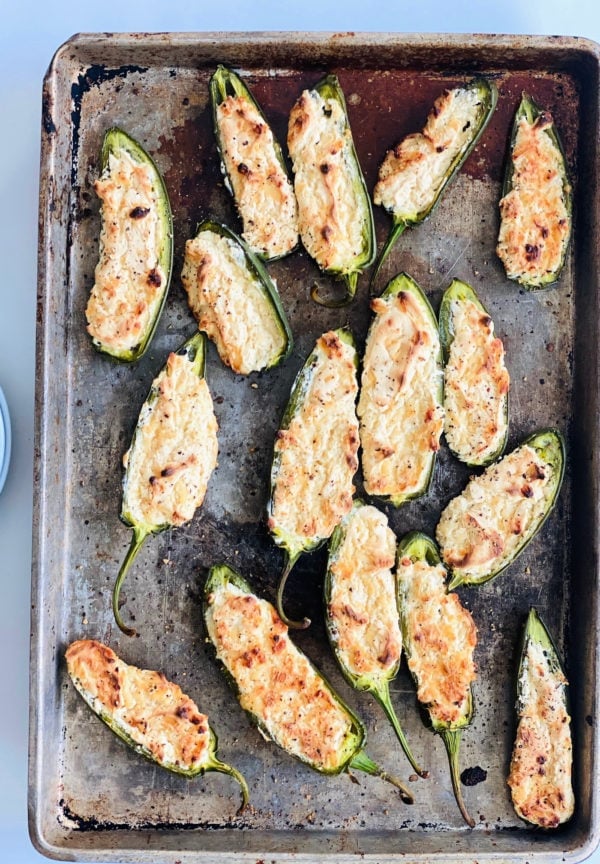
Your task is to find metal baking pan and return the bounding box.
[30,32,600,862]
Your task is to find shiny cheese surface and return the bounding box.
[86,149,166,353]
[66,640,211,771]
[205,580,356,771]
[397,557,476,726]
[358,291,443,500]
[217,94,298,259]
[269,332,359,551]
[374,86,484,219]
[287,89,366,271]
[328,506,401,682]
[444,298,510,464]
[436,443,554,581]
[181,231,286,374]
[508,638,574,827]
[123,351,218,528]
[497,113,570,283]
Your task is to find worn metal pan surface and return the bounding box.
[30,31,600,863]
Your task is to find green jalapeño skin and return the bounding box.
[324,501,426,777]
[396,532,478,827]
[439,278,510,467]
[210,65,299,262]
[203,564,414,804]
[113,333,218,636]
[497,93,572,289]
[372,78,497,285]
[267,328,360,629]
[436,429,565,590]
[86,127,173,361]
[66,639,249,813]
[288,74,375,306]
[181,219,293,374]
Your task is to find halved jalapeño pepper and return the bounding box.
[497,93,572,289]
[439,279,510,467]
[436,428,565,590]
[203,564,413,803]
[325,501,426,777]
[113,332,218,635]
[287,74,375,306]
[85,127,173,362]
[372,78,497,285]
[357,273,444,507]
[396,532,477,827]
[66,639,249,813]
[507,608,574,828]
[267,328,359,628]
[210,65,299,261]
[181,219,293,374]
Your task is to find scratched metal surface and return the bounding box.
[30,32,600,863]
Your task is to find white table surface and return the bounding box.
[2,2,599,861]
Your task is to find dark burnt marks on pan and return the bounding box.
[58,800,247,832]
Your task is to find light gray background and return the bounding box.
[2,2,599,861]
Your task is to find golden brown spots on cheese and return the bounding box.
[397,559,476,726]
[216,95,298,259]
[66,640,211,771]
[444,297,509,465]
[328,505,401,682]
[205,581,356,770]
[497,111,571,284]
[436,443,555,582]
[123,351,218,528]
[507,639,574,827]
[358,290,443,500]
[86,150,166,354]
[269,332,359,549]
[181,230,287,374]
[287,88,367,271]
[374,86,485,219]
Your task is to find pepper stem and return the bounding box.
[374,682,427,778]
[112,526,149,637]
[441,728,475,828]
[370,220,407,290]
[209,758,250,816]
[276,553,310,629]
[349,750,414,804]
[310,271,358,308]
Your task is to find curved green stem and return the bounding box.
[310,271,358,308]
[276,553,310,629]
[370,220,407,291]
[349,750,414,804]
[374,682,427,778]
[441,729,475,828]
[209,758,250,816]
[112,526,149,637]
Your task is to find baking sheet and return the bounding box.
[30,32,600,862]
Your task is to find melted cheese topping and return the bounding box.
[269,332,359,550]
[357,291,443,500]
[328,506,401,682]
[444,298,510,465]
[288,89,366,271]
[497,112,570,283]
[66,640,210,771]
[123,351,218,527]
[181,231,286,374]
[374,86,484,219]
[205,580,356,770]
[436,443,555,581]
[397,558,476,726]
[508,638,574,827]
[86,149,166,353]
[217,95,298,259]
